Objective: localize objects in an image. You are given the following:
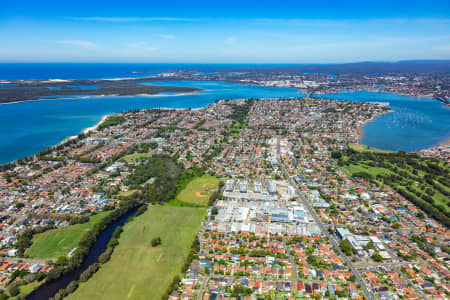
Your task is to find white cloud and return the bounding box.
[160,34,176,40]
[253,18,347,27]
[432,45,450,52]
[72,17,202,22]
[252,17,450,27]
[127,42,158,52]
[225,36,236,45]
[56,40,97,48]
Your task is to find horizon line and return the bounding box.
[0,59,449,65]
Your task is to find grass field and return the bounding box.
[67,205,206,300]
[25,211,111,259]
[175,174,220,206]
[349,144,395,153]
[120,153,152,163]
[341,163,395,178]
[11,280,43,299]
[116,189,139,199]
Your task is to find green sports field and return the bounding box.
[120,153,152,163]
[67,205,206,300]
[176,174,220,205]
[348,143,395,153]
[25,211,111,259]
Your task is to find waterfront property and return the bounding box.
[314,90,450,152]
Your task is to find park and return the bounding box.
[175,174,220,206]
[66,205,206,300]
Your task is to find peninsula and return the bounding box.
[0,78,201,104]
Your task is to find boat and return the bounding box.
[434,95,450,105]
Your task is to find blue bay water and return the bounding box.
[313,91,450,152]
[0,81,303,164]
[0,63,448,163]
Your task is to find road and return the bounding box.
[381,235,430,300]
[196,274,210,300]
[196,186,220,300]
[328,223,445,245]
[283,241,298,286]
[353,261,421,267]
[209,274,343,285]
[276,137,375,300]
[249,127,261,162]
[2,257,49,264]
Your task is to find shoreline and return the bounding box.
[417,137,450,151]
[54,115,110,148]
[312,88,436,100]
[439,138,450,146]
[356,108,393,141]
[0,91,200,106]
[28,104,191,153]
[83,114,108,135]
[0,83,439,107]
[0,114,110,166]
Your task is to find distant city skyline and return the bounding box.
[1,0,450,63]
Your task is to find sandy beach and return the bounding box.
[83,114,109,134]
[55,115,110,147]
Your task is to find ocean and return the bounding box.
[0,63,295,80]
[0,63,448,164]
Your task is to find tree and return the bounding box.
[98,248,113,264]
[365,241,374,250]
[231,284,253,297]
[112,226,123,239]
[352,171,373,181]
[340,240,353,256]
[79,263,99,282]
[65,281,78,294]
[8,282,21,297]
[107,238,119,248]
[392,222,401,229]
[15,203,25,209]
[0,293,9,300]
[307,255,323,268]
[331,151,342,159]
[56,256,68,266]
[151,237,161,247]
[372,253,383,262]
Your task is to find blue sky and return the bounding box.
[1,0,450,63]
